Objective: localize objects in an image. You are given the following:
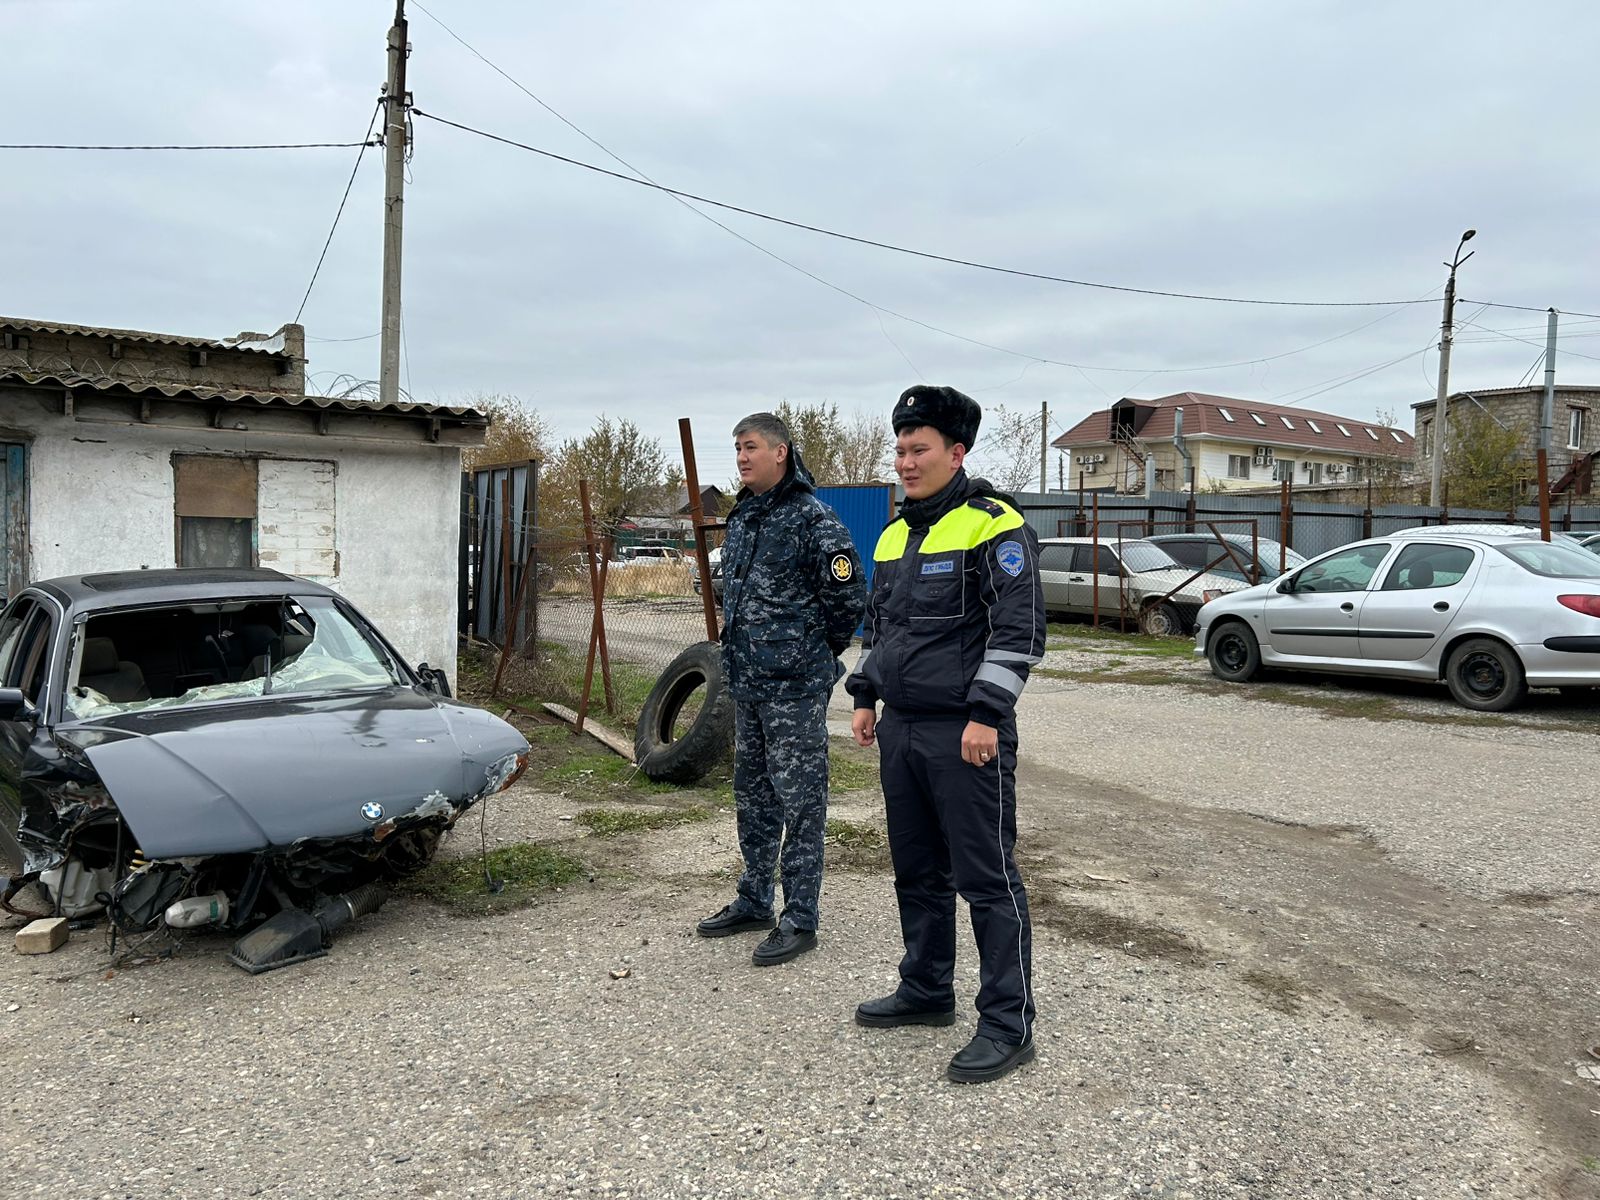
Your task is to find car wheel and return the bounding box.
[1139,601,1184,638]
[635,641,734,784]
[1207,621,1261,683]
[1445,638,1528,712]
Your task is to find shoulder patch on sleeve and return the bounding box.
[829,553,855,583]
[967,496,1005,517]
[996,540,1026,577]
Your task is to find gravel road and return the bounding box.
[3,631,1597,1198]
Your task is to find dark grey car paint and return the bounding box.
[64,688,525,859]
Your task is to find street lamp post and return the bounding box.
[1427,229,1476,508]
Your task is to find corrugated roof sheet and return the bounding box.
[1052,391,1414,458]
[0,368,488,422]
[1,315,291,356]
[1411,384,1600,409]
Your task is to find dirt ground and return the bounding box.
[3,623,1598,1198]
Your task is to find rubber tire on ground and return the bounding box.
[1444,637,1527,713]
[1139,601,1184,638]
[635,641,735,784]
[1207,620,1262,683]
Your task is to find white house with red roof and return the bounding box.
[1051,392,1415,494]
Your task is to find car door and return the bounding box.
[1261,543,1391,660]
[1357,543,1478,663]
[0,597,52,875]
[1069,544,1126,617]
[1036,544,1076,615]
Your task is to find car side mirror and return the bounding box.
[416,663,453,698]
[1276,576,1296,595]
[0,687,40,724]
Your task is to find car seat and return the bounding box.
[79,637,151,703]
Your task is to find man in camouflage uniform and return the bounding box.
[696,412,867,966]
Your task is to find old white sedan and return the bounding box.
[1194,533,1600,711]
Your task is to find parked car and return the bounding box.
[1388,522,1592,550]
[690,546,725,600]
[616,542,686,566]
[1144,532,1307,586]
[1037,537,1247,636]
[1195,533,1600,711]
[1576,532,1600,556]
[0,568,530,972]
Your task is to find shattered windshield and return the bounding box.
[65,595,401,721]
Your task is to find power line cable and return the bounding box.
[1456,318,1600,363]
[294,101,385,324]
[407,14,1449,385]
[410,108,1438,310]
[1460,299,1600,321]
[0,139,377,151]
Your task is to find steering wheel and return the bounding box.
[1325,578,1356,592]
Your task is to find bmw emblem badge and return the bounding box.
[361,802,384,822]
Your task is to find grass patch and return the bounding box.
[574,805,714,836]
[825,818,891,872]
[1030,888,1205,965]
[830,744,881,792]
[406,842,587,915]
[1047,622,1197,657]
[1036,666,1190,688]
[1241,967,1307,1015]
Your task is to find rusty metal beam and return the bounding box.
[679,417,721,644]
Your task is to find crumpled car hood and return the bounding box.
[61,688,527,859]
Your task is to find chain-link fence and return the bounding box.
[472,512,727,741]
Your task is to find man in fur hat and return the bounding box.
[846,385,1045,1083]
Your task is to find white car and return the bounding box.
[1038,537,1247,637]
[1194,532,1600,711]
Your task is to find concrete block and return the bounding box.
[16,917,68,955]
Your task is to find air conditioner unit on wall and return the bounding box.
[1082,463,1097,474]
[1253,446,1274,466]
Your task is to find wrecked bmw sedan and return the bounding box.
[0,568,529,972]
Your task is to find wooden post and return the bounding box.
[576,480,611,734]
[679,417,721,644]
[1537,448,1552,541]
[598,532,617,713]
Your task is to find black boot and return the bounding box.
[696,904,775,938]
[751,926,817,966]
[947,1035,1036,1084]
[854,993,957,1028]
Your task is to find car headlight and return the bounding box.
[1202,589,1224,604]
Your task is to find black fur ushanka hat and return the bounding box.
[892,385,981,451]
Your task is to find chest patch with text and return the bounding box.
[919,560,956,576]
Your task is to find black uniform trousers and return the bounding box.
[877,707,1034,1045]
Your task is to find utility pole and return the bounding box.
[1427,229,1476,508]
[1039,402,1049,493]
[379,0,410,408]
[1538,308,1558,540]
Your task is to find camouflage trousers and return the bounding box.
[731,693,830,933]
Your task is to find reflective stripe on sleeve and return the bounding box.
[983,649,1042,665]
[974,662,1025,697]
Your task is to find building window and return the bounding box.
[173,456,338,575]
[1336,423,1352,437]
[1154,468,1176,490]
[1419,419,1432,458]
[1274,459,1295,482]
[1389,430,1405,444]
[1570,407,1588,450]
[1366,428,1380,441]
[1217,407,1235,422]
[1305,462,1324,485]
[174,456,257,568]
[1348,461,1365,483]
[1280,416,1296,429]
[1249,412,1267,426]
[1227,454,1250,479]
[1306,420,1323,434]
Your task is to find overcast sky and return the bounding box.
[6,0,1599,485]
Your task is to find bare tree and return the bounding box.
[540,415,668,532]
[965,403,1041,495]
[462,393,552,471]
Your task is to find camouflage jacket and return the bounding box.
[720,449,867,701]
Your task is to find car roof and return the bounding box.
[1038,536,1158,546]
[31,568,339,613]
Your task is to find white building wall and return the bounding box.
[4,405,462,686]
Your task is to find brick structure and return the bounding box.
[1412,385,1599,496]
